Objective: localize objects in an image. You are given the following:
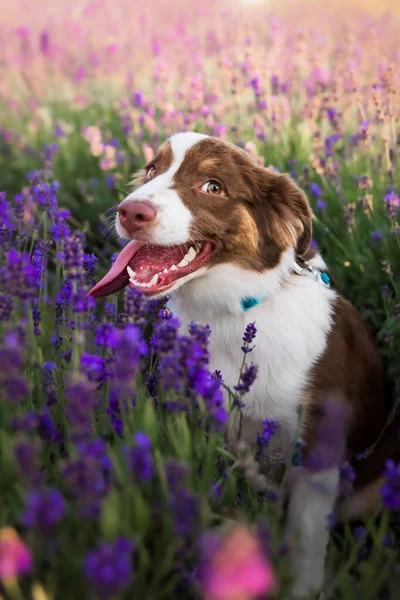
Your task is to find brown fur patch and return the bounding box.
[171,137,312,272]
[301,296,400,504]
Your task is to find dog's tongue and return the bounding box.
[89,240,143,298]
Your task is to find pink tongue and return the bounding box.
[88,240,143,298]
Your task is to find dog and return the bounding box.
[89,132,400,597]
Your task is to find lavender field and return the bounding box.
[1,0,400,598]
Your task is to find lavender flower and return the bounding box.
[168,488,200,537]
[305,396,350,472]
[14,439,44,488]
[123,432,154,481]
[241,322,257,353]
[65,376,100,442]
[0,294,13,321]
[310,183,322,197]
[22,488,66,533]
[372,230,383,242]
[152,316,181,353]
[256,420,278,460]
[235,364,258,394]
[62,448,111,520]
[43,362,57,405]
[380,459,400,510]
[60,232,85,278]
[122,286,150,322]
[32,299,41,336]
[82,253,98,286]
[95,324,120,349]
[84,538,134,600]
[80,354,109,387]
[0,249,37,300]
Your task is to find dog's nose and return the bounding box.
[118,199,157,233]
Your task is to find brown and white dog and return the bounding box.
[90,132,399,597]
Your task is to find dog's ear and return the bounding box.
[274,173,313,257]
[249,168,313,258]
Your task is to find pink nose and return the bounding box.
[118,200,157,233]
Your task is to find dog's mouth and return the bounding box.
[89,240,215,298]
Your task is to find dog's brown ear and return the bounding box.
[275,174,313,257]
[249,168,313,258]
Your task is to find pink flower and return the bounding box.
[200,525,277,600]
[142,144,154,163]
[0,527,32,580]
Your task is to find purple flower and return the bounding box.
[165,459,188,493]
[305,396,350,472]
[83,253,98,285]
[256,420,278,460]
[43,362,57,406]
[112,325,147,387]
[14,439,44,488]
[168,488,200,537]
[60,232,85,277]
[316,199,327,211]
[95,323,120,349]
[31,241,50,289]
[30,179,58,216]
[383,190,400,220]
[123,432,154,481]
[72,288,96,313]
[32,299,41,336]
[3,374,29,402]
[65,377,100,442]
[121,287,151,324]
[37,408,61,443]
[310,183,322,197]
[84,538,134,600]
[55,278,73,323]
[22,488,66,533]
[0,294,13,321]
[80,354,109,386]
[0,249,37,300]
[153,317,181,353]
[354,526,366,541]
[235,364,258,394]
[62,447,111,520]
[380,459,400,510]
[241,322,257,353]
[372,230,383,242]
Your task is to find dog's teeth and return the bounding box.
[127,266,136,278]
[170,265,178,271]
[187,247,197,262]
[163,268,168,274]
[177,259,189,268]
[149,274,159,287]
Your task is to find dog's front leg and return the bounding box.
[285,466,339,598]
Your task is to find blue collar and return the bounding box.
[240,263,331,312]
[240,296,265,312]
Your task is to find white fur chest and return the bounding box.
[168,267,336,450]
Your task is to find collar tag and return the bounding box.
[241,296,265,312]
[293,262,331,288]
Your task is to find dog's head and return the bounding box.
[89,132,312,300]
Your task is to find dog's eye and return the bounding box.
[146,166,156,180]
[201,180,222,195]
